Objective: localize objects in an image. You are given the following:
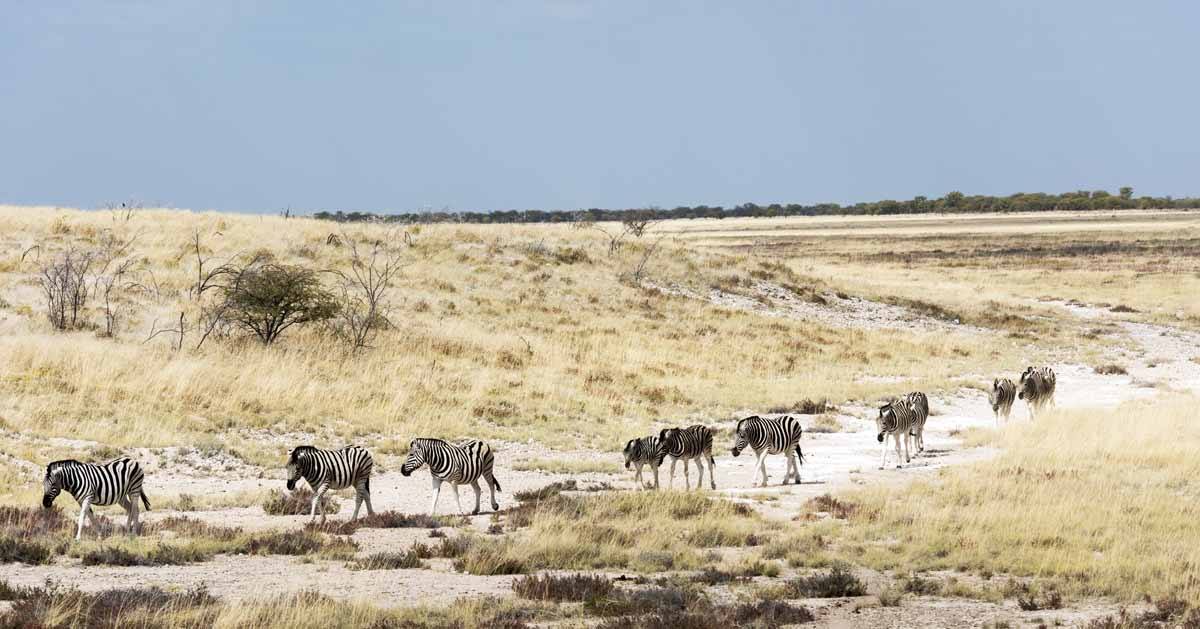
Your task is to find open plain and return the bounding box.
[1,206,1199,628]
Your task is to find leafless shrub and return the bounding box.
[327,232,408,351]
[38,247,97,330]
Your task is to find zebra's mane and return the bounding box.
[47,459,82,469]
[289,446,318,460]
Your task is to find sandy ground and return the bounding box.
[4,293,1198,626]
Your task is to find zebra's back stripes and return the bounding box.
[658,424,716,490]
[731,415,804,487]
[286,445,375,522]
[402,438,502,515]
[42,457,150,540]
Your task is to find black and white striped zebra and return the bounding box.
[42,457,150,540]
[658,425,716,490]
[401,438,502,515]
[989,378,1017,425]
[622,436,663,490]
[875,399,918,469]
[1018,366,1057,420]
[905,392,930,454]
[730,415,805,487]
[286,445,374,523]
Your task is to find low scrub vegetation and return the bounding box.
[512,573,614,602]
[348,550,425,571]
[305,511,450,535]
[262,488,340,516]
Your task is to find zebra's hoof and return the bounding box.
[896,465,903,469]
[471,509,480,516]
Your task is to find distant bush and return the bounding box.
[1094,364,1128,375]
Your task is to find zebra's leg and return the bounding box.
[755,450,770,487]
[682,458,691,490]
[894,434,904,469]
[708,453,716,490]
[470,479,482,515]
[119,496,133,533]
[484,471,499,511]
[651,463,660,490]
[880,437,889,470]
[429,477,443,515]
[633,463,644,489]
[128,493,141,535]
[668,457,677,489]
[693,456,706,491]
[783,451,795,484]
[351,490,363,521]
[451,483,465,516]
[75,499,92,541]
[311,483,330,523]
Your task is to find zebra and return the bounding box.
[286,445,375,524]
[401,438,502,515]
[905,392,930,454]
[658,425,716,490]
[622,436,663,490]
[988,378,1017,425]
[42,457,151,540]
[730,415,804,487]
[875,399,918,469]
[1018,366,1057,420]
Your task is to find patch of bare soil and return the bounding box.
[647,279,978,332]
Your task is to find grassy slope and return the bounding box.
[0,208,1031,482]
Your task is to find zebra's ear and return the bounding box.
[624,439,634,452]
[658,429,668,441]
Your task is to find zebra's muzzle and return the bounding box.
[876,433,885,443]
[401,468,412,477]
[41,494,54,508]
[730,448,741,457]
[286,479,297,491]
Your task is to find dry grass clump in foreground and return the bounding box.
[0,584,545,629]
[457,491,771,574]
[779,396,1200,604]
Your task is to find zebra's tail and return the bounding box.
[708,452,715,467]
[795,445,806,465]
[491,475,502,492]
[140,491,151,511]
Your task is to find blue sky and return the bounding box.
[2,1,1197,213]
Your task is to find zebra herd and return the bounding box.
[39,366,1058,539]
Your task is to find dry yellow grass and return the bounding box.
[0,207,1034,465]
[772,395,1200,604]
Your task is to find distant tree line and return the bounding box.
[311,188,1200,225]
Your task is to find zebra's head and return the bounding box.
[657,428,681,463]
[1018,367,1036,400]
[875,404,896,442]
[988,379,1002,411]
[730,417,755,457]
[42,460,72,508]
[622,439,637,469]
[286,446,313,491]
[401,440,426,477]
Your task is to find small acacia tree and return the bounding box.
[223,263,339,345]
